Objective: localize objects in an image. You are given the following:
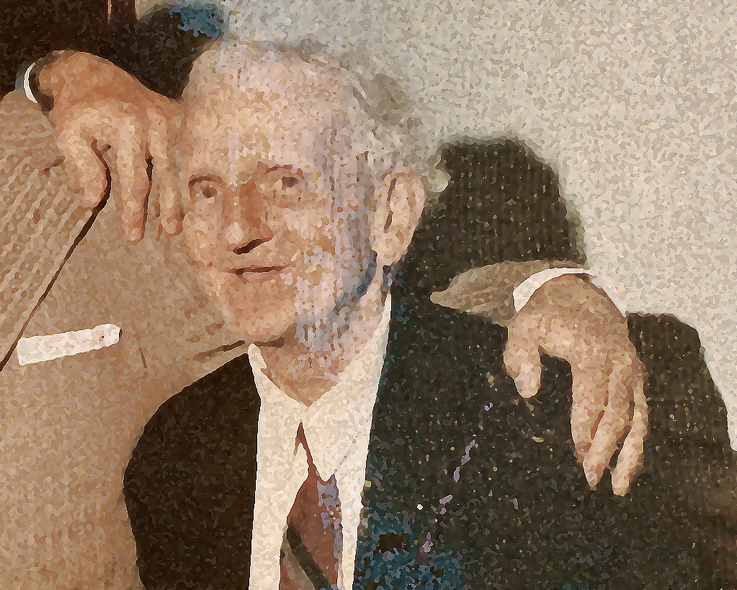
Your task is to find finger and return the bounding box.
[111,120,149,241]
[582,356,636,489]
[504,315,543,398]
[570,365,608,463]
[57,126,108,208]
[148,108,182,235]
[611,362,647,496]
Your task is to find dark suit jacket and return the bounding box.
[124,293,736,590]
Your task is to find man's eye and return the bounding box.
[192,183,219,200]
[257,169,305,202]
[281,176,300,190]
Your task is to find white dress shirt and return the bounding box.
[247,299,392,590]
[513,268,626,315]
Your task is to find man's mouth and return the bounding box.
[229,265,287,281]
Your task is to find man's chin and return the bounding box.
[220,311,291,346]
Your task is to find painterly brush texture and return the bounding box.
[1,2,736,589]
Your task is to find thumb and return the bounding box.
[504,318,543,398]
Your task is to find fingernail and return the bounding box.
[127,226,143,242]
[583,461,598,488]
[516,374,538,398]
[162,216,179,235]
[611,474,628,496]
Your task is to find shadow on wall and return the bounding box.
[0,0,111,95]
[397,138,587,297]
[0,1,224,98]
[99,2,225,98]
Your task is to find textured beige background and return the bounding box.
[139,0,737,445]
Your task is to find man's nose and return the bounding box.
[222,183,274,254]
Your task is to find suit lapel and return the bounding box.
[124,353,261,589]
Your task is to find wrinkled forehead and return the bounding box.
[181,59,351,183]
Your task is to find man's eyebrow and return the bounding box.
[188,174,222,187]
[264,165,306,177]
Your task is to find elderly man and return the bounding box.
[11,39,732,588]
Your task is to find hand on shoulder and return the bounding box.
[36,51,182,240]
[504,273,647,496]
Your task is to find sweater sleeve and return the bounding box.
[0,91,96,365]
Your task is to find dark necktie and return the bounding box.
[279,423,342,590]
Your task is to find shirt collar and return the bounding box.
[248,295,392,478]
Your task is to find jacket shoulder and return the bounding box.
[124,353,259,589]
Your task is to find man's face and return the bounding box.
[179,60,377,342]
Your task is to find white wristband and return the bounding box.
[22,62,38,104]
[513,267,627,316]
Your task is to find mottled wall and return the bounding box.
[137,0,737,445]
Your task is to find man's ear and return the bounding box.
[371,168,426,267]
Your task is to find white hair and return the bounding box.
[183,38,448,198]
